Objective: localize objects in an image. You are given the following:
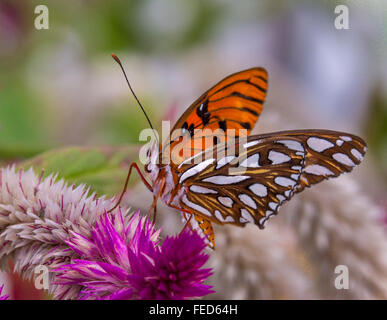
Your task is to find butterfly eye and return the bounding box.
[144,163,151,173]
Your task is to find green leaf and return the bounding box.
[19,145,141,197]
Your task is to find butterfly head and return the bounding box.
[144,140,178,202]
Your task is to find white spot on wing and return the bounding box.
[179,158,215,183]
[268,150,291,164]
[214,210,223,221]
[266,210,274,218]
[307,137,334,152]
[238,194,257,209]
[351,148,363,161]
[249,183,267,197]
[274,176,296,187]
[182,195,211,216]
[304,164,334,176]
[240,217,248,223]
[269,202,278,210]
[225,216,234,222]
[336,139,344,146]
[218,196,233,208]
[240,209,255,224]
[340,136,352,142]
[243,140,261,148]
[276,195,286,202]
[333,153,355,167]
[278,140,304,152]
[239,153,260,167]
[178,150,205,168]
[215,210,235,223]
[216,156,235,169]
[202,175,250,185]
[284,190,292,197]
[259,216,266,226]
[189,185,217,194]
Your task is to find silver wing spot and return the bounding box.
[240,209,255,224]
[216,156,236,169]
[304,164,334,176]
[351,148,363,161]
[249,183,268,197]
[277,140,304,152]
[182,195,211,217]
[202,175,250,185]
[218,196,233,208]
[239,153,260,168]
[340,136,352,142]
[238,194,257,209]
[307,137,334,152]
[189,185,218,194]
[268,150,291,164]
[332,153,355,167]
[179,158,215,183]
[274,176,297,187]
[243,140,261,148]
[336,139,344,146]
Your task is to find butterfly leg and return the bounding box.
[179,212,193,235]
[167,203,193,215]
[108,162,152,213]
[146,196,158,223]
[167,202,194,230]
[153,198,158,222]
[145,178,165,226]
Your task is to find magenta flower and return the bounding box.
[53,211,213,300]
[128,228,213,299]
[0,285,8,300]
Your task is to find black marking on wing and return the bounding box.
[210,91,264,104]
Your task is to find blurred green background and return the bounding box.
[0,0,386,299]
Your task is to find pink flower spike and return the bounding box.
[0,284,9,300]
[53,211,214,300]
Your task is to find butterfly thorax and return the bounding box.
[145,142,183,206]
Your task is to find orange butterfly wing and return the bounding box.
[171,67,268,133]
[162,68,268,165]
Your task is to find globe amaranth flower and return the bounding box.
[0,284,8,300]
[53,210,214,300]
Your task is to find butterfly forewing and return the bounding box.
[177,130,366,231]
[163,68,268,164]
[171,67,268,134]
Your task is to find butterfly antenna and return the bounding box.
[111,53,158,142]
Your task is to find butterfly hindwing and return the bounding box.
[177,130,366,230]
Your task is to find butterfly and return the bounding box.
[111,55,367,250]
